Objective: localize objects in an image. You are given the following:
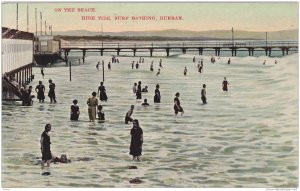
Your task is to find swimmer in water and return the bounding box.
[174,92,184,116]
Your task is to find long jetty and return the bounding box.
[61,40,298,60]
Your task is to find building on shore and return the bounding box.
[2,27,34,100]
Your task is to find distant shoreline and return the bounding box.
[54,35,261,41]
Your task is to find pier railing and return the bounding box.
[60,40,298,57]
[61,40,298,49]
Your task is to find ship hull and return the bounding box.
[34,52,63,66]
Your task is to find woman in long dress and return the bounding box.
[154,84,161,103]
[129,119,143,162]
[98,82,108,101]
[87,92,98,122]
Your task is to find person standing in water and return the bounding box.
[199,60,203,73]
[70,99,80,120]
[98,82,108,101]
[125,105,134,124]
[150,61,154,71]
[193,56,196,63]
[108,62,111,71]
[41,67,45,79]
[154,84,161,103]
[40,124,52,169]
[96,62,100,70]
[201,84,207,104]
[184,66,187,76]
[222,77,229,92]
[131,61,134,69]
[133,83,137,94]
[35,81,45,103]
[159,59,163,68]
[174,92,184,116]
[129,119,143,162]
[87,91,98,122]
[136,81,142,100]
[228,58,231,65]
[48,79,57,103]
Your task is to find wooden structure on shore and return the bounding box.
[2,27,34,101]
[2,27,34,86]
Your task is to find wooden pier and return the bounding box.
[60,40,298,59]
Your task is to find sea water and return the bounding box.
[1,49,298,188]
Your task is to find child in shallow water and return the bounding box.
[97,105,105,120]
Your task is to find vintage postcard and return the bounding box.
[1,1,298,188]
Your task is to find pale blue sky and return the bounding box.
[1,2,298,32]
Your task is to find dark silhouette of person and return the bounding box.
[201,84,207,104]
[70,99,80,120]
[108,62,111,70]
[142,86,148,92]
[136,81,142,100]
[21,86,34,106]
[35,81,45,103]
[174,92,184,116]
[48,79,56,103]
[125,105,134,124]
[97,105,105,120]
[141,99,149,106]
[154,84,161,103]
[40,124,52,168]
[41,67,45,79]
[184,66,187,76]
[129,119,143,162]
[98,82,108,101]
[222,77,229,92]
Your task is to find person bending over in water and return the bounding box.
[174,92,184,116]
[125,105,134,124]
[53,154,71,163]
[142,86,148,93]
